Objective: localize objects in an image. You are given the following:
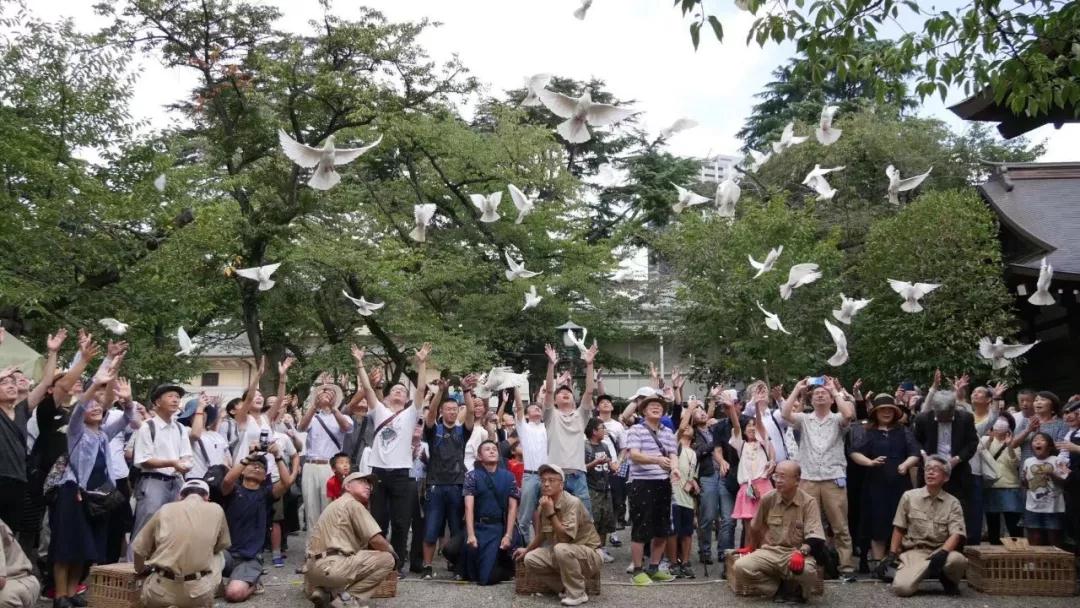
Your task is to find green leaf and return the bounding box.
[690,21,701,50]
[707,15,724,42]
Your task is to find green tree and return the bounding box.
[847,190,1019,387]
[673,0,1080,124]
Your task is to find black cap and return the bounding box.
[150,384,186,404]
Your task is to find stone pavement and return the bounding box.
[237,531,1078,608]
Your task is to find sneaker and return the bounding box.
[681,563,696,579]
[69,595,88,608]
[273,555,286,568]
[658,557,670,572]
[838,573,857,584]
[609,534,622,548]
[253,582,265,595]
[648,568,676,583]
[625,562,636,574]
[671,563,685,579]
[561,594,589,606]
[631,571,654,586]
[422,565,434,580]
[699,553,713,565]
[599,548,615,564]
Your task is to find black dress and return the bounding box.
[49,448,109,564]
[854,427,919,543]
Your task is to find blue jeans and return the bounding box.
[563,470,593,515]
[517,473,541,543]
[717,479,737,554]
[424,484,464,544]
[964,474,984,547]
[696,473,719,557]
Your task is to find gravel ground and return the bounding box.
[230,531,1078,608]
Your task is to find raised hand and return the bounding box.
[415,342,432,364]
[351,344,366,365]
[991,382,1008,399]
[931,369,942,391]
[114,377,132,402]
[368,365,383,387]
[78,332,100,361]
[671,366,685,389]
[582,341,598,365]
[649,361,658,382]
[852,378,863,394]
[461,373,478,391]
[256,355,267,378]
[556,370,572,387]
[46,328,68,352]
[94,363,118,386]
[278,355,296,375]
[710,384,724,400]
[107,339,128,359]
[544,344,558,365]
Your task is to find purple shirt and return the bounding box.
[625,422,677,481]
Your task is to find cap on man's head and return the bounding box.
[343,471,377,486]
[554,384,575,396]
[631,387,660,401]
[1063,399,1080,415]
[538,463,565,480]
[595,394,614,405]
[180,479,210,496]
[150,383,186,404]
[639,395,667,411]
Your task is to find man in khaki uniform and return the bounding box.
[514,464,602,607]
[305,471,396,608]
[731,460,825,602]
[132,479,231,608]
[887,454,967,597]
[0,520,39,608]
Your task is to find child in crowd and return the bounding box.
[1021,432,1068,546]
[325,452,351,501]
[508,441,524,488]
[585,418,617,563]
[729,401,774,530]
[671,423,700,579]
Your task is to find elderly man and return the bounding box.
[912,389,977,531]
[515,464,602,607]
[886,455,967,597]
[781,377,856,579]
[297,379,352,533]
[731,460,825,602]
[304,472,397,608]
[132,479,231,608]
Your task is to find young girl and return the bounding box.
[729,401,774,528]
[1021,432,1068,546]
[671,422,700,579]
[984,414,1023,544]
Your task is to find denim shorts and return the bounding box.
[424,483,464,543]
[1022,511,1063,530]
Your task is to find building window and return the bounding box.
[200,372,219,387]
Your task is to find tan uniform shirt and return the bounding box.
[0,521,33,578]
[892,487,966,551]
[131,496,231,575]
[307,495,382,556]
[538,491,601,549]
[750,489,826,549]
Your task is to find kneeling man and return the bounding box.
[731,460,824,603]
[888,454,967,596]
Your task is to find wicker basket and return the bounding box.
[725,550,825,597]
[965,539,1075,596]
[88,562,142,608]
[371,570,398,598]
[515,559,601,596]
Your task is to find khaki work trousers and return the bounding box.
[799,479,853,572]
[523,543,602,600]
[731,545,819,599]
[892,549,967,597]
[0,575,39,608]
[305,551,395,600]
[139,553,224,608]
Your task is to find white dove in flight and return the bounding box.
[235,263,281,291]
[831,294,872,325]
[470,192,503,223]
[153,174,167,192]
[537,88,635,144]
[803,164,844,201]
[756,301,791,335]
[98,318,130,335]
[1028,257,1055,305]
[176,327,196,357]
[277,128,382,190]
[507,184,536,224]
[746,149,772,172]
[735,0,751,10]
[748,245,783,279]
[978,336,1038,370]
[522,285,543,311]
[660,118,698,139]
[505,252,542,281]
[573,0,593,20]
[771,121,808,154]
[520,73,552,107]
[824,320,849,366]
[409,204,436,242]
[885,165,932,205]
[815,105,842,145]
[671,182,710,213]
[566,327,589,353]
[342,291,385,316]
[888,279,940,313]
[715,178,740,218]
[779,263,822,300]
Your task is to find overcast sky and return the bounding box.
[32,0,1076,161]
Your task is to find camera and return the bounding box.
[258,429,270,452]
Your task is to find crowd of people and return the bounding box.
[0,326,1078,607]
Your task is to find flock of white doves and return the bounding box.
[105,1,1051,371]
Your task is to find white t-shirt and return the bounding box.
[265,431,298,483]
[1022,456,1065,513]
[188,429,230,479]
[600,417,626,457]
[234,413,273,462]
[369,402,418,469]
[464,425,488,472]
[515,419,548,472]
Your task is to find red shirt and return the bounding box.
[507,459,524,488]
[326,474,344,500]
